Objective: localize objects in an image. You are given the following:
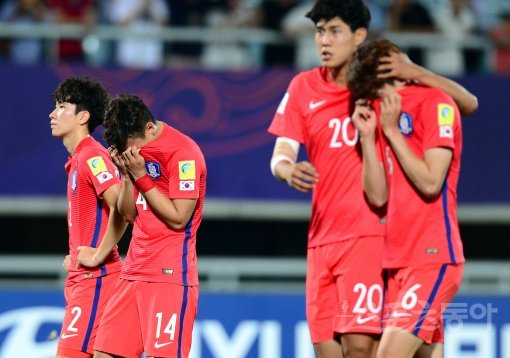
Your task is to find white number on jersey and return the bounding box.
[155,312,177,340]
[353,283,383,314]
[402,284,422,310]
[136,192,148,211]
[329,117,358,148]
[66,306,81,333]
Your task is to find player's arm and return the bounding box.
[351,101,388,207]
[378,51,478,115]
[109,147,137,222]
[123,146,197,230]
[270,137,319,193]
[77,183,128,268]
[381,93,452,199]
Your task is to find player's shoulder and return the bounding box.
[292,67,323,86]
[77,139,110,162]
[407,83,454,103]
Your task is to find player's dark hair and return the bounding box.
[103,93,156,151]
[306,0,371,31]
[348,39,401,101]
[51,76,110,134]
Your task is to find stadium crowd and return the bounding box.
[0,0,508,73]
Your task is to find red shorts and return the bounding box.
[57,272,119,356]
[306,236,384,343]
[94,278,198,358]
[383,263,463,344]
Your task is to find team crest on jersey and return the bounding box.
[71,170,78,192]
[145,161,161,179]
[179,160,196,180]
[87,156,107,176]
[438,103,454,138]
[398,112,413,136]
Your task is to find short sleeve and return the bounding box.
[267,75,306,143]
[168,147,204,199]
[419,91,460,152]
[80,151,120,197]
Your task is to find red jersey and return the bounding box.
[65,136,122,284]
[120,123,206,286]
[378,85,465,268]
[268,67,385,248]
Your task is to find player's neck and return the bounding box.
[63,131,90,156]
[327,66,348,88]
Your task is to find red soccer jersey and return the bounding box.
[120,123,206,286]
[268,67,385,248]
[65,136,122,283]
[378,84,465,268]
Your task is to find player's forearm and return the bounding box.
[95,211,128,264]
[414,69,478,115]
[118,177,137,223]
[143,188,196,230]
[384,128,442,198]
[360,136,388,207]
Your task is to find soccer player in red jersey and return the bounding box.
[50,76,127,358]
[268,1,477,357]
[349,39,465,358]
[93,94,206,358]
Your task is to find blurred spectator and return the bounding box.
[47,0,96,62]
[281,1,316,70]
[258,0,296,68]
[108,0,170,69]
[490,11,510,74]
[388,0,436,66]
[167,0,212,67]
[429,0,478,75]
[201,0,260,70]
[0,0,48,65]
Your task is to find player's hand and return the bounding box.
[352,99,377,138]
[109,146,129,176]
[377,51,423,81]
[62,255,71,272]
[122,146,147,180]
[285,161,319,193]
[380,93,402,135]
[76,246,102,268]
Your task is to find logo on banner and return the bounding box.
[145,162,161,179]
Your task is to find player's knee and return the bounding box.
[376,345,402,358]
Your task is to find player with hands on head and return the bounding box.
[50,76,127,358]
[349,39,465,358]
[93,93,206,358]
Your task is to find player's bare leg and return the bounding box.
[341,333,379,357]
[314,335,344,358]
[414,342,444,358]
[376,326,423,358]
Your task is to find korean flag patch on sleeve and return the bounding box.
[87,156,113,184]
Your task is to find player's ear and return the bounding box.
[78,110,90,126]
[353,28,367,48]
[146,121,157,136]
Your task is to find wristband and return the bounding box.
[135,174,156,192]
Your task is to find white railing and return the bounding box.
[0,196,509,223]
[0,255,509,295]
[0,23,493,70]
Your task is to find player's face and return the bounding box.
[49,102,81,138]
[314,17,366,69]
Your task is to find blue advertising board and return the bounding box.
[0,64,509,204]
[0,289,508,357]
